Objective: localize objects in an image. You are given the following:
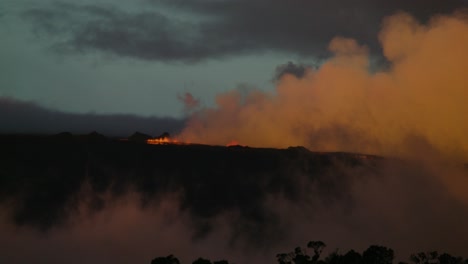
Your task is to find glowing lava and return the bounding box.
[226,140,242,147]
[146,137,244,147]
[147,136,185,145]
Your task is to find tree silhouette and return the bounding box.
[439,253,464,264]
[343,250,362,264]
[149,242,468,264]
[362,245,394,264]
[213,261,230,264]
[275,241,326,264]
[276,252,293,264]
[308,241,327,263]
[410,251,438,264]
[192,257,212,264]
[326,249,362,264]
[293,246,312,264]
[151,254,180,264]
[324,250,343,264]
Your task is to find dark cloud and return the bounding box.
[274,62,313,81]
[22,0,468,62]
[0,96,185,136]
[23,3,205,61]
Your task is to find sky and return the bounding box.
[1,0,466,120]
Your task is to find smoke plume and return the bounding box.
[178,11,468,162]
[178,92,201,113]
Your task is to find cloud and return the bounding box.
[22,0,467,62]
[178,92,201,113]
[22,3,204,61]
[174,11,468,218]
[178,11,468,161]
[273,62,313,81]
[0,96,185,136]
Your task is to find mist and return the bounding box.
[1,142,467,263]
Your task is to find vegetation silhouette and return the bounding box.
[276,241,326,264]
[151,256,230,264]
[192,258,213,264]
[151,241,467,264]
[409,251,468,264]
[151,254,180,264]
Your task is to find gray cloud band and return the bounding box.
[22,0,467,62]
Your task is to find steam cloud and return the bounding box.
[178,11,468,162]
[178,92,201,113]
[175,11,468,249]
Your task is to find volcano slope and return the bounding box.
[0,134,467,264]
[0,134,380,229]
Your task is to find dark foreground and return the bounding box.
[0,134,466,264]
[0,133,380,230]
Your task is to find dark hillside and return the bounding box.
[0,134,381,231]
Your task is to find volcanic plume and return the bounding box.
[178,11,468,162]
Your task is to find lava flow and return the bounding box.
[226,140,240,147]
[146,136,185,145]
[146,136,244,147]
